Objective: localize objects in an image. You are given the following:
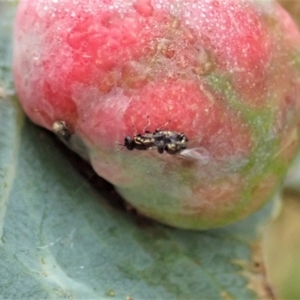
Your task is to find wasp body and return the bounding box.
[120,130,188,155]
[153,130,188,154]
[123,134,155,151]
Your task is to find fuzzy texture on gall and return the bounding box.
[13,0,300,229]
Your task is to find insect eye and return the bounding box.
[125,136,132,144]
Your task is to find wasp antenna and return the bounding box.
[129,117,138,135]
[133,125,137,135]
[115,141,125,152]
[143,114,151,133]
[165,119,171,127]
[116,146,125,152]
[157,119,171,131]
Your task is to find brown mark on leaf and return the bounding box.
[262,191,300,299]
[233,241,276,300]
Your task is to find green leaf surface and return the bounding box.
[0,2,274,299]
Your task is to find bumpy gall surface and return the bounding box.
[13,0,300,229]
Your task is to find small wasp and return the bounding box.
[52,121,71,141]
[122,133,156,151]
[118,118,188,155]
[153,131,189,154]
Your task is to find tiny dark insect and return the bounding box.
[52,121,71,141]
[122,133,156,151]
[117,116,188,154]
[153,130,189,154]
[118,129,188,154]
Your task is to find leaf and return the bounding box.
[263,192,300,300]
[0,2,276,299]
